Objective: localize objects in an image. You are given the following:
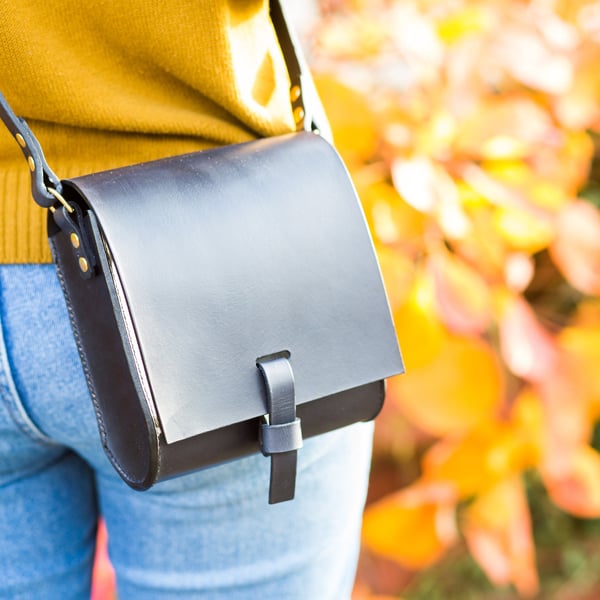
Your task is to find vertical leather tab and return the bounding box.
[257,355,303,504]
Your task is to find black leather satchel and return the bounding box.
[0,1,403,503]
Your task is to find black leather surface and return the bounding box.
[65,132,404,444]
[52,201,390,489]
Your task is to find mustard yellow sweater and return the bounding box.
[0,0,295,263]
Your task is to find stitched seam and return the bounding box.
[52,240,144,485]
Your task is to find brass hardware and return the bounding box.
[47,187,75,214]
[16,133,26,148]
[70,232,80,249]
[27,156,35,172]
[293,106,305,124]
[290,85,301,102]
[78,257,89,273]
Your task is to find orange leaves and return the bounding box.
[363,396,544,578]
[463,478,539,598]
[559,325,600,417]
[363,488,457,569]
[498,294,559,382]
[554,47,600,131]
[550,200,600,295]
[543,445,600,518]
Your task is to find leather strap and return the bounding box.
[0,0,327,209]
[257,356,303,504]
[269,0,331,139]
[0,93,62,208]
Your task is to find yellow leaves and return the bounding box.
[534,130,593,196]
[481,136,530,161]
[316,14,388,59]
[313,75,378,166]
[363,489,457,569]
[421,424,529,499]
[437,6,490,44]
[391,274,446,370]
[392,156,470,239]
[454,96,553,161]
[414,111,457,158]
[510,388,545,468]
[417,391,543,501]
[493,207,554,254]
[359,181,425,251]
[389,333,503,437]
[484,159,570,212]
[495,20,575,95]
[427,250,492,335]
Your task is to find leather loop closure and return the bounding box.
[260,418,303,455]
[257,355,302,504]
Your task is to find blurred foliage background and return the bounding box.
[303,0,600,598]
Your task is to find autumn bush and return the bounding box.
[307,0,600,597]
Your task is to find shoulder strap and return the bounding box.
[0,94,63,208]
[0,0,330,209]
[269,0,331,139]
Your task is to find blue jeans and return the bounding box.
[0,265,373,599]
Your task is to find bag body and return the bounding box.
[49,132,403,495]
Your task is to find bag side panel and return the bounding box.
[48,212,158,490]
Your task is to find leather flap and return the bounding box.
[66,133,403,443]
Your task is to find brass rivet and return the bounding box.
[293,106,305,124]
[27,156,35,172]
[290,85,301,102]
[16,133,26,148]
[70,232,80,249]
[78,257,89,273]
